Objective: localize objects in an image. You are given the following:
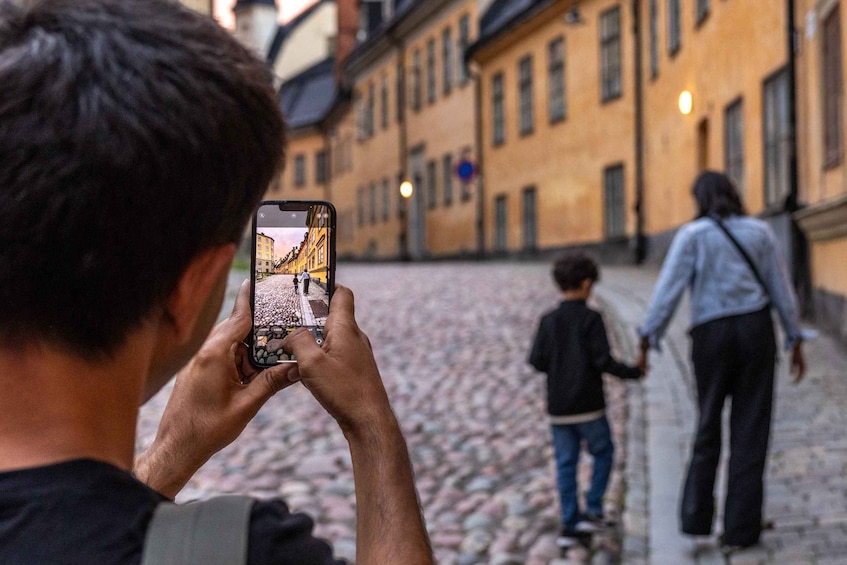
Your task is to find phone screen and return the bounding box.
[250,201,336,365]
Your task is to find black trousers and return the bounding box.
[682,307,775,546]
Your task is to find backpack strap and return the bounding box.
[141,495,255,565]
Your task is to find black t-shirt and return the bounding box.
[0,459,344,564]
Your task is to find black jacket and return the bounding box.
[529,300,640,417]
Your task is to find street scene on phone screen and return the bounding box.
[253,212,331,363]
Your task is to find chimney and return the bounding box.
[334,0,359,82]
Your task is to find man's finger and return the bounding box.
[244,363,297,404]
[282,328,324,365]
[327,285,355,322]
[214,280,252,343]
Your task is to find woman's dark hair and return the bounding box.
[0,0,285,358]
[692,171,747,219]
[553,252,599,292]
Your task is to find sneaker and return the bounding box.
[575,513,616,533]
[556,529,591,548]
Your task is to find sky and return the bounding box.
[258,227,308,258]
[214,0,316,29]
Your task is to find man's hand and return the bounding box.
[134,280,296,498]
[283,286,434,564]
[282,286,393,435]
[791,342,805,383]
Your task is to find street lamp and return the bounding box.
[679,90,693,115]
[398,180,414,261]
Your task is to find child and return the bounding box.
[529,252,642,548]
[293,274,299,293]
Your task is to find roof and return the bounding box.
[467,0,556,61]
[267,0,330,64]
[278,57,338,130]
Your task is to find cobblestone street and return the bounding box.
[137,261,847,565]
[138,262,636,565]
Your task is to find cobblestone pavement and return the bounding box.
[596,266,847,565]
[137,262,847,564]
[137,263,639,565]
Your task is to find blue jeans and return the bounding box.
[551,415,614,530]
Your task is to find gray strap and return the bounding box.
[141,496,255,565]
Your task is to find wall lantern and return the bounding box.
[400,180,414,198]
[679,90,694,115]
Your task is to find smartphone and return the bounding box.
[250,200,336,366]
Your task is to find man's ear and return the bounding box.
[163,244,237,345]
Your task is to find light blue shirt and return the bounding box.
[639,216,803,350]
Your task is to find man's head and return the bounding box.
[0,0,285,359]
[553,252,599,295]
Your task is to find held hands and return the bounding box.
[135,281,297,497]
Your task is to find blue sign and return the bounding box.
[456,159,476,182]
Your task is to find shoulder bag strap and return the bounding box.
[709,216,769,298]
[141,495,255,565]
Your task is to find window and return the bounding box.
[649,0,659,78]
[696,0,710,25]
[366,82,375,136]
[442,28,453,94]
[426,38,436,104]
[548,37,566,123]
[315,150,328,184]
[600,6,622,102]
[668,0,681,55]
[381,75,389,130]
[494,195,507,251]
[763,69,791,206]
[411,49,421,111]
[519,55,534,135]
[426,160,437,209]
[492,73,505,145]
[823,6,843,168]
[443,153,454,205]
[458,15,470,85]
[294,154,306,187]
[357,187,365,226]
[369,183,377,224]
[603,165,626,238]
[522,186,537,250]
[724,99,745,194]
[382,177,391,221]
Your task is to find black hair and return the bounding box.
[692,171,746,219]
[0,0,285,358]
[552,252,599,292]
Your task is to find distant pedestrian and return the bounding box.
[529,253,642,549]
[292,274,299,293]
[302,270,311,295]
[638,171,806,552]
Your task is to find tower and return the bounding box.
[233,0,279,57]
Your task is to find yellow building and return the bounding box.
[255,232,275,274]
[469,0,637,260]
[794,0,847,342]
[331,0,490,260]
[640,0,792,244]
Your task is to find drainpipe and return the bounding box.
[473,66,486,260]
[785,0,812,313]
[389,32,411,261]
[632,0,647,264]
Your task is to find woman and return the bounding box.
[638,171,805,551]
